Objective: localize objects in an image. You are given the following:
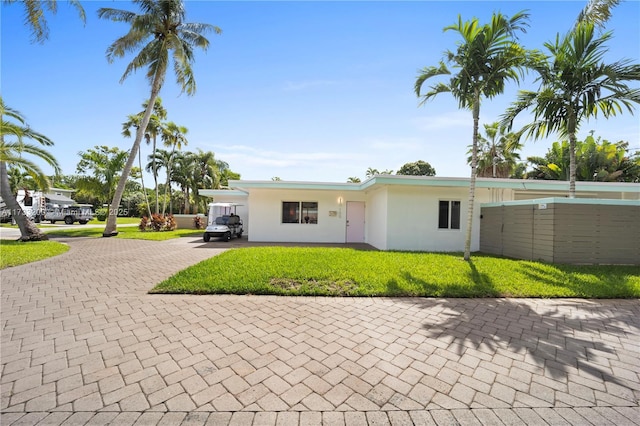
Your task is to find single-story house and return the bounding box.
[199,176,639,253]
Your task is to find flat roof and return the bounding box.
[226,176,640,193]
[482,197,640,207]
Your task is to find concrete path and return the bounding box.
[1,237,639,425]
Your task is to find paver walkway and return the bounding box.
[1,237,639,425]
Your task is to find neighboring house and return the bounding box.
[199,176,639,252]
[1,188,77,221]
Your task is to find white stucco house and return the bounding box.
[199,176,639,252]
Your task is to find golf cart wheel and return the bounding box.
[203,233,211,242]
[64,216,74,225]
[224,231,231,241]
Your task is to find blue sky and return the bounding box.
[2,0,639,183]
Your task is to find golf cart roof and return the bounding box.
[207,202,243,207]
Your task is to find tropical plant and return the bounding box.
[98,0,221,236]
[396,160,436,176]
[466,123,523,178]
[123,97,168,215]
[415,11,533,260]
[75,145,133,214]
[365,168,393,178]
[501,21,640,197]
[159,121,188,214]
[576,0,621,31]
[0,97,60,241]
[347,177,361,183]
[526,135,640,182]
[4,0,85,43]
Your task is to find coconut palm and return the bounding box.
[147,148,175,215]
[160,121,188,214]
[0,97,60,241]
[98,0,221,236]
[122,98,167,215]
[4,0,85,43]
[415,11,533,260]
[501,21,640,198]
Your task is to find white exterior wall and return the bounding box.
[384,186,494,252]
[248,189,365,243]
[364,187,388,250]
[205,193,249,234]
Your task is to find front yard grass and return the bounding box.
[45,227,202,240]
[150,247,640,298]
[0,240,69,269]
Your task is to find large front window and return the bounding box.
[282,201,318,224]
[438,200,460,230]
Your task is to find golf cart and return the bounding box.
[203,202,243,242]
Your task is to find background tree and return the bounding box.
[4,0,85,44]
[501,20,640,197]
[396,160,436,176]
[466,123,523,178]
[98,0,221,236]
[415,11,532,260]
[0,97,60,241]
[365,168,393,178]
[347,177,361,183]
[75,146,135,215]
[160,120,188,214]
[576,0,621,30]
[122,97,167,215]
[526,135,640,182]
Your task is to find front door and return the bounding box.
[346,201,365,243]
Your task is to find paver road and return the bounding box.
[1,236,639,425]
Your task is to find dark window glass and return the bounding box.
[451,201,461,229]
[282,202,300,223]
[438,201,449,229]
[301,202,318,224]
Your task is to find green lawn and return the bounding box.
[150,247,640,298]
[0,240,69,269]
[45,226,202,240]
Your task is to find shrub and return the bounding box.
[193,215,205,229]
[95,208,108,221]
[139,214,177,232]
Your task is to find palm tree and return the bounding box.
[122,98,168,215]
[98,0,221,236]
[576,0,621,31]
[171,151,194,214]
[4,0,85,43]
[466,122,523,178]
[75,146,131,213]
[415,11,532,261]
[0,97,60,241]
[160,121,188,214]
[147,148,175,214]
[501,21,640,198]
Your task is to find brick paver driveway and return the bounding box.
[1,237,639,425]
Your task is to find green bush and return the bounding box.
[95,208,108,221]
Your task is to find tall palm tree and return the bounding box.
[4,0,85,43]
[98,0,221,236]
[0,97,60,241]
[501,21,640,198]
[415,11,533,261]
[160,121,188,214]
[122,98,167,215]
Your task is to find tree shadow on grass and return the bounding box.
[395,261,640,403]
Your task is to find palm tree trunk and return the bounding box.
[464,95,480,261]
[0,160,47,241]
[567,110,577,198]
[138,146,153,219]
[103,70,164,237]
[153,135,159,215]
